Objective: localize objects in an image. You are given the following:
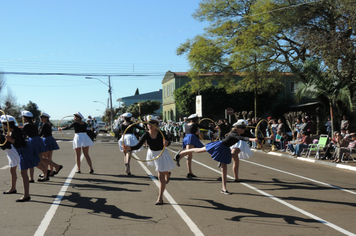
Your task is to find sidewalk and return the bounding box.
[252,149,356,172]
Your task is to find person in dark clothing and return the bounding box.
[218,119,228,140]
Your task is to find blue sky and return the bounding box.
[0,1,206,119]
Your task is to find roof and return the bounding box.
[161,70,295,84]
[116,89,162,101]
[161,71,188,84]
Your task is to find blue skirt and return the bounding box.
[206,141,232,164]
[29,136,48,154]
[43,136,60,151]
[182,134,204,149]
[16,142,40,170]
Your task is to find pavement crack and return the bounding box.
[62,208,75,235]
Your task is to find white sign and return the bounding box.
[196,95,202,117]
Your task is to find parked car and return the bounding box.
[97,122,108,132]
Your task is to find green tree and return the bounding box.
[173,83,195,116]
[174,83,278,120]
[101,107,121,125]
[177,0,356,115]
[177,0,286,116]
[126,100,161,119]
[22,101,41,122]
[295,60,352,137]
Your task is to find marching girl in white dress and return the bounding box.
[0,116,20,195]
[230,122,254,182]
[118,113,145,175]
[59,112,94,174]
[124,115,175,205]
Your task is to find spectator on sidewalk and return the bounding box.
[332,133,356,163]
[321,131,339,160]
[287,131,313,157]
[275,131,288,151]
[325,116,332,138]
[340,115,349,131]
[277,118,285,133]
[271,119,278,136]
[340,129,347,139]
[294,117,302,134]
[299,116,312,134]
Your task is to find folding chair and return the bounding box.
[305,134,328,159]
[341,147,356,163]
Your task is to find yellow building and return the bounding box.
[161,70,318,122]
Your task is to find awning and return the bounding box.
[290,102,320,108]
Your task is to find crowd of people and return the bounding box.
[265,114,355,161]
[3,109,354,204]
[322,115,356,162]
[85,116,99,141]
[1,110,102,202]
[111,113,274,199]
[1,111,64,202]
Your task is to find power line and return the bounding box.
[0,72,165,77]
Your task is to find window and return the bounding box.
[290,81,296,93]
[167,84,170,96]
[163,86,166,98]
[171,83,174,94]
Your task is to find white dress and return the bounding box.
[73,133,94,149]
[6,144,21,167]
[146,149,175,172]
[230,140,253,159]
[118,134,142,153]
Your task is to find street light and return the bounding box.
[86,76,114,132]
[93,100,108,108]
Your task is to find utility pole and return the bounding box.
[108,76,114,132]
[86,76,114,132]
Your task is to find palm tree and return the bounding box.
[294,61,352,137]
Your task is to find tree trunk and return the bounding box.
[329,101,334,138]
[254,86,257,118]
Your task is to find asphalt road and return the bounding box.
[0,130,355,236]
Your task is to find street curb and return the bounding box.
[252,149,356,172]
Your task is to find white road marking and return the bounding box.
[242,159,356,195]
[31,144,355,236]
[265,150,356,172]
[34,154,84,236]
[134,154,204,236]
[0,165,9,170]
[167,148,356,236]
[242,183,356,236]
